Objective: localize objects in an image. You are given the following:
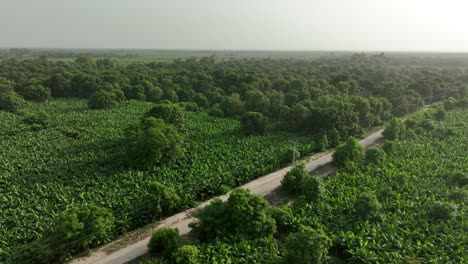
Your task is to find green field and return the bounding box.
[0,99,318,260]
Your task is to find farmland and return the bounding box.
[0,51,467,263]
[0,99,317,261]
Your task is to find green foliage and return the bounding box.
[315,134,329,151]
[21,110,50,130]
[173,245,200,264]
[427,201,458,221]
[364,147,386,165]
[354,192,381,220]
[220,93,244,117]
[332,137,365,168]
[433,109,447,120]
[145,102,185,131]
[284,225,332,264]
[383,117,405,140]
[240,111,267,135]
[88,90,119,110]
[446,172,468,187]
[124,117,183,167]
[147,86,163,102]
[281,164,308,194]
[0,91,26,112]
[207,106,224,117]
[270,205,297,234]
[148,227,181,257]
[191,188,276,241]
[302,174,325,202]
[144,182,181,219]
[20,84,51,102]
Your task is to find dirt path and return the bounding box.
[69,129,384,264]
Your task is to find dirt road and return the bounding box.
[70,129,384,264]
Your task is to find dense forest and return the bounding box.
[0,51,467,263]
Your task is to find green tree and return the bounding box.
[332,137,365,168]
[144,182,180,218]
[354,192,381,220]
[281,164,309,194]
[245,89,270,115]
[220,93,245,117]
[383,118,405,140]
[145,102,185,131]
[21,84,51,102]
[148,227,181,257]
[147,86,163,102]
[173,245,200,264]
[302,175,325,202]
[365,147,386,165]
[124,117,183,167]
[240,111,267,135]
[284,225,332,264]
[0,91,25,112]
[88,90,119,110]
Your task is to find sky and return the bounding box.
[0,0,467,52]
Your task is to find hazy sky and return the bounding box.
[1,0,467,51]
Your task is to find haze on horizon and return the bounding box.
[1,0,467,52]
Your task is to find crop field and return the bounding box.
[0,99,318,260]
[296,108,467,263]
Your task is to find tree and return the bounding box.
[173,245,200,264]
[0,91,25,112]
[220,93,244,117]
[51,205,114,251]
[20,84,51,102]
[124,117,183,167]
[427,201,457,221]
[284,225,332,264]
[354,192,381,220]
[240,112,267,135]
[383,118,405,140]
[281,164,309,194]
[365,147,386,165]
[88,90,119,110]
[144,182,180,218]
[145,102,185,131]
[190,188,276,241]
[245,89,270,115]
[332,137,365,168]
[302,175,325,202]
[316,134,329,151]
[147,86,163,102]
[288,103,309,131]
[148,227,181,257]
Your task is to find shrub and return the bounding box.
[270,205,297,234]
[20,84,51,102]
[419,119,435,131]
[332,137,365,168]
[302,175,325,202]
[284,225,332,264]
[446,172,468,187]
[191,189,276,241]
[173,245,200,264]
[448,189,467,204]
[383,117,405,140]
[148,227,181,257]
[365,147,386,165]
[145,102,185,131]
[147,86,163,102]
[281,164,308,194]
[433,109,447,120]
[240,111,267,135]
[315,134,329,151]
[208,107,224,117]
[0,91,26,112]
[145,182,181,218]
[88,90,119,110]
[427,201,458,221]
[124,117,183,167]
[354,192,381,220]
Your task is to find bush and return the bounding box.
[332,137,365,168]
[124,117,183,167]
[383,117,405,140]
[354,192,381,220]
[240,111,267,136]
[427,201,458,221]
[315,134,329,151]
[191,188,276,241]
[302,175,325,202]
[145,182,181,218]
[208,107,224,117]
[147,86,163,102]
[145,102,185,131]
[173,245,200,264]
[365,147,386,165]
[448,189,467,204]
[148,227,181,257]
[446,172,468,187]
[20,84,51,102]
[433,109,447,120]
[0,91,26,112]
[270,205,297,234]
[284,225,332,264]
[88,90,119,110]
[281,164,308,194]
[419,119,435,131]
